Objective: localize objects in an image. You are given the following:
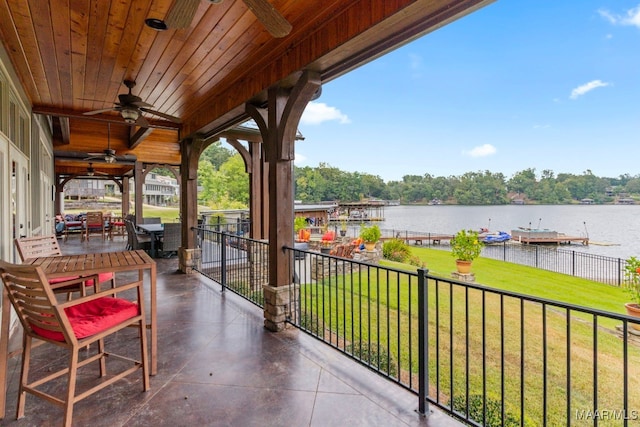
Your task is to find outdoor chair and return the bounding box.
[62,215,84,242]
[158,223,181,258]
[84,211,106,241]
[14,235,115,297]
[108,215,127,240]
[0,260,149,427]
[125,220,151,252]
[142,217,161,224]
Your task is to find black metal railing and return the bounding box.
[283,246,640,426]
[193,227,267,307]
[378,227,627,286]
[194,228,640,426]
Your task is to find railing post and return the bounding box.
[221,232,227,291]
[418,267,430,416]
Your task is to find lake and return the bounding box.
[379,205,640,260]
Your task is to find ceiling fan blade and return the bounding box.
[139,107,182,123]
[131,100,155,108]
[83,108,117,116]
[165,0,200,29]
[242,0,291,38]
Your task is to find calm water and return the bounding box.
[379,205,640,260]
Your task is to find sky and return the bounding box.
[283,1,640,183]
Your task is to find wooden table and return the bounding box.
[0,250,157,419]
[137,223,164,258]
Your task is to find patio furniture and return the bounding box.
[136,223,164,258]
[62,215,84,242]
[84,211,106,241]
[142,217,161,224]
[0,259,149,427]
[125,220,151,252]
[158,223,181,258]
[13,235,114,298]
[108,215,127,240]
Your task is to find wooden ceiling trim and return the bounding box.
[2,0,50,104]
[155,5,264,116]
[182,0,415,134]
[137,2,223,109]
[82,0,112,111]
[31,106,181,130]
[45,0,72,105]
[70,0,90,108]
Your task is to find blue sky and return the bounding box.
[289,1,640,183]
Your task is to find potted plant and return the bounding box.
[340,220,348,237]
[623,256,640,330]
[450,229,483,274]
[360,224,381,251]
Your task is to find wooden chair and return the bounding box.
[62,215,84,242]
[84,211,105,241]
[108,215,127,240]
[0,260,149,427]
[14,235,115,296]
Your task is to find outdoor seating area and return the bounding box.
[0,237,455,426]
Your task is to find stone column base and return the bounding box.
[263,283,299,332]
[451,271,475,282]
[179,247,201,274]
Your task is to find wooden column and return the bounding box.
[134,162,143,224]
[122,176,130,216]
[247,70,321,331]
[179,136,207,273]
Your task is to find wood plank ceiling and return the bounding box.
[0,0,493,178]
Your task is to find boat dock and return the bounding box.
[510,228,589,245]
[380,234,454,245]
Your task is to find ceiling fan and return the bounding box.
[85,163,110,177]
[82,80,181,126]
[164,0,292,38]
[84,123,118,164]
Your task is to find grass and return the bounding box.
[299,248,640,426]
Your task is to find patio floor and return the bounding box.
[2,236,461,426]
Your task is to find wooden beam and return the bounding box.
[129,126,153,149]
[59,117,70,145]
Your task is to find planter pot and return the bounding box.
[625,303,640,331]
[455,259,472,274]
[340,230,346,237]
[320,247,331,254]
[364,241,376,251]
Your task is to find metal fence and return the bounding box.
[378,227,627,286]
[194,228,640,426]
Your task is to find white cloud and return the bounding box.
[570,80,610,99]
[598,5,640,28]
[464,144,497,157]
[294,152,307,165]
[301,102,350,125]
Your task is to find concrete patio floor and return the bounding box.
[1,236,461,426]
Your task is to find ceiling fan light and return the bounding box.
[105,155,116,164]
[121,108,139,123]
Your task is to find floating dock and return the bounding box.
[510,228,589,245]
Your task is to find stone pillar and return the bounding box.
[179,247,201,274]
[262,283,299,331]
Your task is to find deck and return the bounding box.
[2,237,460,426]
[511,234,589,245]
[380,234,454,245]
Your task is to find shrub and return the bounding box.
[345,342,398,377]
[450,229,483,261]
[359,224,381,243]
[382,238,410,262]
[450,394,520,427]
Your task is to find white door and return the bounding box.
[0,139,8,261]
[10,146,29,262]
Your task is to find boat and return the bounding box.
[480,230,511,244]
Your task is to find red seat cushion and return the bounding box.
[31,297,139,341]
[84,272,114,286]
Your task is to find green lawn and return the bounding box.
[300,248,640,426]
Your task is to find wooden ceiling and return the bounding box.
[0,0,493,178]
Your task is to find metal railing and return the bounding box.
[194,228,640,426]
[378,227,627,286]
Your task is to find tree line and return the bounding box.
[196,142,640,208]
